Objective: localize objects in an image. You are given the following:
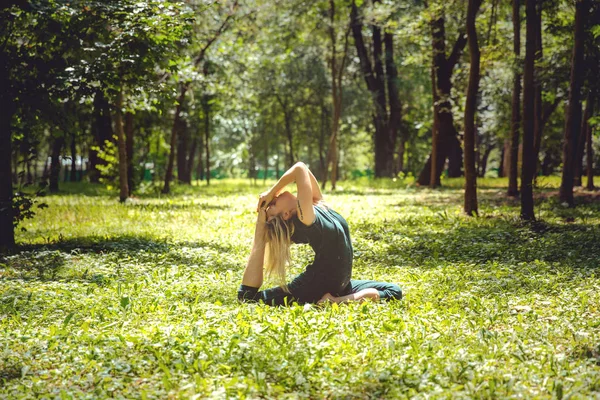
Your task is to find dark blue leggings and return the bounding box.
[238,278,402,306]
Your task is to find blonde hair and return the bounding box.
[264,214,295,292]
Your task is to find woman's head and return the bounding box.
[266,191,297,222]
[264,204,295,291]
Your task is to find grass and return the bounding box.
[1,178,600,398]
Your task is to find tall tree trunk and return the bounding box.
[49,135,64,193]
[532,1,543,178]
[559,0,587,207]
[319,105,327,180]
[263,130,269,184]
[0,59,15,252]
[283,110,295,167]
[203,94,211,186]
[479,145,493,177]
[350,0,394,178]
[176,115,190,184]
[508,0,521,197]
[397,135,406,174]
[418,14,468,185]
[187,137,198,183]
[577,92,594,187]
[384,31,401,176]
[521,0,538,219]
[125,111,134,194]
[163,87,186,194]
[160,6,237,192]
[70,131,77,182]
[322,0,349,190]
[585,94,595,190]
[430,43,440,188]
[464,0,483,216]
[498,139,508,177]
[114,89,129,203]
[197,133,205,182]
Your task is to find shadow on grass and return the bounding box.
[4,235,238,283]
[125,202,230,211]
[354,216,599,298]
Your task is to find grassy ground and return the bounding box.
[1,178,600,398]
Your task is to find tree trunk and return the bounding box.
[498,139,508,177]
[322,0,349,190]
[0,59,15,252]
[430,45,439,188]
[114,89,129,203]
[521,0,538,219]
[70,131,77,182]
[319,105,327,181]
[418,14,467,185]
[397,135,405,174]
[125,111,134,194]
[574,92,592,186]
[197,133,205,182]
[464,0,482,216]
[350,0,394,178]
[559,0,587,207]
[162,87,186,194]
[187,137,198,184]
[49,135,64,193]
[384,32,401,176]
[176,115,190,184]
[585,94,595,190]
[532,1,543,178]
[283,109,295,168]
[203,94,211,186]
[508,0,521,197]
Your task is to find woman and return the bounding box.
[238,162,402,306]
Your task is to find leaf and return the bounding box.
[120,295,130,309]
[63,312,75,327]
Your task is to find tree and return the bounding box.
[417,3,469,186]
[0,36,15,251]
[520,0,538,220]
[508,0,521,197]
[162,0,238,194]
[350,0,402,178]
[464,0,484,216]
[321,0,350,190]
[559,0,588,207]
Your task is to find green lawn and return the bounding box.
[2,178,600,398]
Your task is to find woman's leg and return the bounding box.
[319,280,402,303]
[238,284,294,306]
[346,280,402,301]
[239,267,327,306]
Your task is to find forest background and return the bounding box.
[1,0,599,244]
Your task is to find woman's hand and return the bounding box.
[257,190,275,212]
[318,293,338,304]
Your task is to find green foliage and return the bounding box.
[11,185,48,232]
[2,179,600,397]
[93,137,120,189]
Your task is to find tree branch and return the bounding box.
[447,30,467,69]
[193,0,239,68]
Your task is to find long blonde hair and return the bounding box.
[264,214,295,292]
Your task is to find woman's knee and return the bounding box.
[383,284,402,301]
